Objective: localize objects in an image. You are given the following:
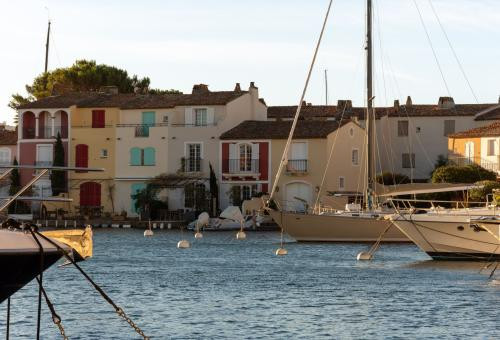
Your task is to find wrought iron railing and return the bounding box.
[286,159,308,173]
[226,159,259,173]
[448,156,499,173]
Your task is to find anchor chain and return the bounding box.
[116,307,150,340]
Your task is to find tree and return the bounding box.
[432,164,496,184]
[9,59,181,109]
[430,154,449,177]
[209,162,219,215]
[8,157,22,213]
[131,184,166,219]
[469,180,500,202]
[50,132,66,196]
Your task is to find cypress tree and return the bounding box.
[50,132,66,196]
[209,162,219,215]
[8,157,21,213]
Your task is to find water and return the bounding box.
[2,229,499,339]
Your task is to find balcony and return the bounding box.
[286,159,308,173]
[23,127,36,139]
[182,158,203,173]
[227,159,259,174]
[116,123,168,137]
[171,123,217,127]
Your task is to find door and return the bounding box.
[36,144,53,166]
[465,141,474,164]
[75,144,89,168]
[285,182,312,212]
[80,182,101,206]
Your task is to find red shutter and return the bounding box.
[258,142,268,180]
[222,143,229,173]
[75,144,88,168]
[92,110,105,128]
[80,182,101,206]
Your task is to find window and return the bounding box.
[239,144,252,171]
[397,120,409,136]
[352,149,359,166]
[162,115,169,124]
[91,110,105,128]
[339,177,345,190]
[231,184,258,205]
[402,153,415,168]
[0,147,11,165]
[416,127,421,133]
[194,108,207,126]
[349,128,354,137]
[184,183,207,209]
[130,147,155,166]
[186,143,202,172]
[100,149,108,158]
[443,120,455,136]
[487,140,495,156]
[75,144,89,170]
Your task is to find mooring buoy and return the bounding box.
[194,231,203,239]
[144,229,154,237]
[177,240,191,249]
[236,230,246,240]
[275,247,288,256]
[356,251,373,261]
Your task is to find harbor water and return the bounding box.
[2,229,499,339]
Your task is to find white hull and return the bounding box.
[269,210,408,242]
[389,214,500,260]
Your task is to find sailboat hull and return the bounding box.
[389,215,500,260]
[0,229,69,303]
[269,210,408,242]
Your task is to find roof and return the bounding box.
[0,129,17,145]
[448,121,500,138]
[474,104,500,121]
[220,120,352,140]
[267,103,497,120]
[17,90,247,110]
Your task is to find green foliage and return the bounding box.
[469,180,500,202]
[148,88,182,95]
[228,186,242,207]
[9,59,181,108]
[50,133,66,196]
[131,184,165,219]
[9,157,20,196]
[376,172,410,185]
[430,154,449,177]
[431,164,496,184]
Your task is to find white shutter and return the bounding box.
[184,108,193,126]
[229,143,238,172]
[207,108,215,125]
[251,143,259,172]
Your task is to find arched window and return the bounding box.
[22,111,36,139]
[80,182,101,206]
[75,144,89,168]
[239,143,252,171]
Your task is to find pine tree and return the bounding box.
[50,132,66,196]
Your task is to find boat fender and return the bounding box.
[236,231,246,240]
[194,232,203,239]
[356,251,373,261]
[275,248,288,256]
[177,240,191,249]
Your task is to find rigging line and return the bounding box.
[427,0,479,104]
[269,0,334,200]
[412,0,452,97]
[374,0,388,107]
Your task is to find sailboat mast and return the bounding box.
[366,0,375,209]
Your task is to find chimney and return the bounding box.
[99,85,119,95]
[337,100,352,111]
[498,95,500,104]
[192,84,209,95]
[405,96,412,107]
[249,81,257,89]
[234,82,241,92]
[394,99,400,111]
[438,96,455,109]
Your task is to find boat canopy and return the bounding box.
[375,183,482,197]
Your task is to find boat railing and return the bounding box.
[387,197,496,216]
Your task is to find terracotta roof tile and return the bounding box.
[0,129,17,145]
[17,90,248,110]
[474,105,500,121]
[448,121,500,138]
[220,120,350,140]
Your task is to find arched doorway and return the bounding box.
[22,111,35,139]
[285,181,312,212]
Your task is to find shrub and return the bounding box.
[469,180,500,202]
[431,164,496,184]
[376,172,410,185]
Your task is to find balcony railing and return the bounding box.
[53,125,68,138]
[23,127,36,139]
[35,161,53,167]
[286,159,308,173]
[116,123,168,137]
[448,156,499,173]
[226,159,259,173]
[182,158,203,172]
[171,123,217,127]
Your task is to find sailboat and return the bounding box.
[266,0,489,243]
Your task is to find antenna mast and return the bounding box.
[44,20,51,73]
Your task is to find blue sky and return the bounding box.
[1,0,498,124]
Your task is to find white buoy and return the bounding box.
[177,240,191,249]
[356,251,373,261]
[236,230,246,240]
[144,229,154,237]
[275,248,288,256]
[194,231,203,239]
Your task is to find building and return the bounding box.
[268,97,499,180]
[0,126,18,197]
[448,121,500,176]
[220,119,365,211]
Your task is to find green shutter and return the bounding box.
[131,183,147,213]
[144,147,155,166]
[130,147,141,165]
[142,111,155,136]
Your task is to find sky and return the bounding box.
[0,0,499,125]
